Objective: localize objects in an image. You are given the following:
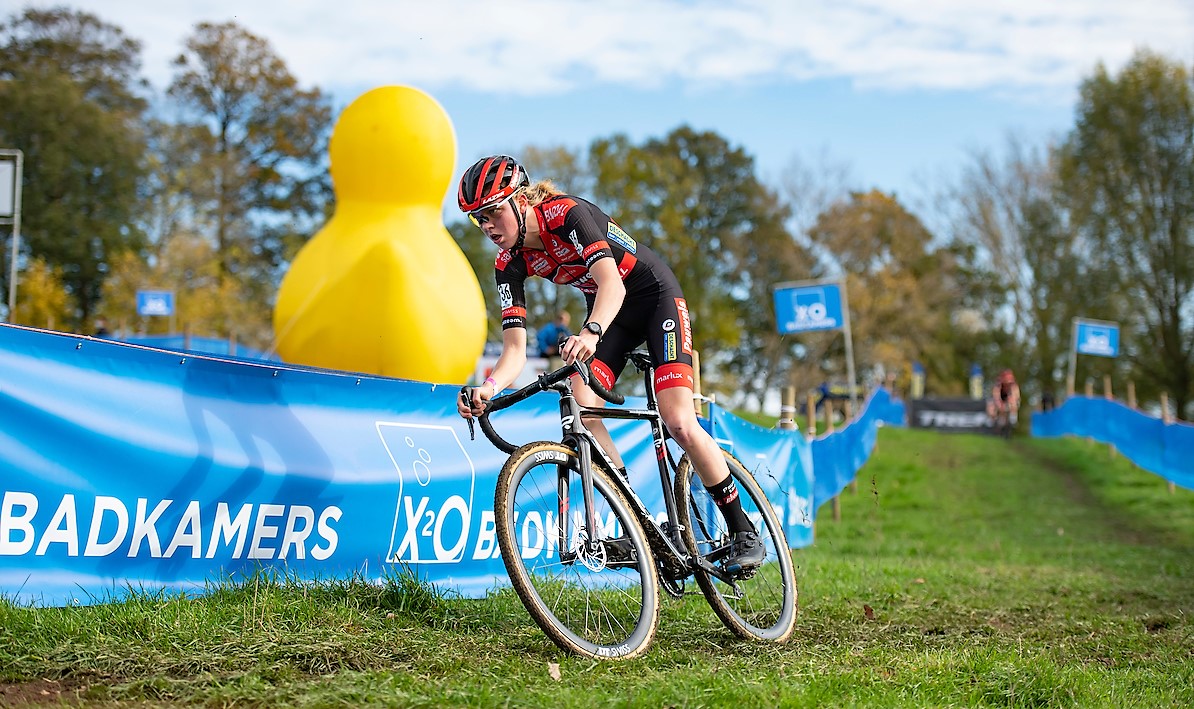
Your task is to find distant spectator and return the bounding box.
[93,317,111,338]
[537,309,571,370]
[1042,390,1055,412]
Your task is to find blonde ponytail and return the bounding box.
[522,179,564,206]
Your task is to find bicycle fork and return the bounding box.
[555,395,605,561]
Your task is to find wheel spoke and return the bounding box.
[676,449,797,642]
[495,444,659,659]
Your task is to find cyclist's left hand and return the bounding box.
[561,332,597,364]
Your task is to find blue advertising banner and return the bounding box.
[0,325,686,605]
[811,388,894,509]
[1033,397,1193,490]
[136,290,175,317]
[0,323,904,606]
[705,403,815,549]
[773,281,845,334]
[1075,319,1119,357]
[118,334,278,361]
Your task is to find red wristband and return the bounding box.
[483,377,497,388]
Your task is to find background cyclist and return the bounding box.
[455,155,764,573]
[992,368,1021,425]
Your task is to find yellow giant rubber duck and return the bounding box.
[273,86,487,383]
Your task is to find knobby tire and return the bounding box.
[675,448,798,643]
[493,441,660,660]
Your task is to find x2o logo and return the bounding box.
[378,423,476,564]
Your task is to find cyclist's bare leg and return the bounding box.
[657,386,730,487]
[572,379,626,469]
[658,386,764,566]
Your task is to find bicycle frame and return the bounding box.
[476,358,799,657]
[546,357,737,585]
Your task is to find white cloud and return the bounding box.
[21,0,1194,97]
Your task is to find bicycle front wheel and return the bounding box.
[675,448,797,643]
[494,442,660,660]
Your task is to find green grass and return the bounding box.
[2,428,1192,707]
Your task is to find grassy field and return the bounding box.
[2,428,1192,707]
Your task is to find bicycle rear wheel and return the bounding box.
[494,442,660,660]
[675,448,797,642]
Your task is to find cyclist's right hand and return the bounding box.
[458,384,495,419]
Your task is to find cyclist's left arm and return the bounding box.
[562,258,624,364]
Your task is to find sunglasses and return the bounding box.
[468,191,519,229]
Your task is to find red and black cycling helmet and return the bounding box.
[458,155,532,250]
[457,155,530,213]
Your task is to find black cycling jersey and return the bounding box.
[999,381,1015,402]
[493,194,695,391]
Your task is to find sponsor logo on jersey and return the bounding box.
[564,229,583,254]
[654,362,693,391]
[591,359,616,390]
[498,283,513,308]
[542,199,575,229]
[662,318,676,331]
[501,304,527,328]
[606,222,637,254]
[582,241,608,260]
[617,253,637,278]
[665,332,677,361]
[527,254,554,276]
[675,298,692,354]
[495,250,513,270]
[550,237,574,261]
[557,264,590,285]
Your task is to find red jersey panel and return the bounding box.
[495,194,673,329]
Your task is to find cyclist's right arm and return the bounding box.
[460,255,532,419]
[460,327,527,419]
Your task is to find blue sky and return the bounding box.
[25,0,1194,222]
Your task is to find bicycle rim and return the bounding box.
[494,442,659,660]
[676,449,797,642]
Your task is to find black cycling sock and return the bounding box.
[705,478,753,534]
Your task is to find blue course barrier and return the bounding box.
[1032,397,1194,491]
[0,323,903,606]
[111,334,278,361]
[703,403,817,549]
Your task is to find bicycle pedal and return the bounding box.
[730,567,760,581]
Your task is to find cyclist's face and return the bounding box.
[470,195,520,248]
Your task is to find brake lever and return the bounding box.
[459,386,476,440]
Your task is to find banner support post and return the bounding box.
[1066,317,1078,398]
[839,278,858,414]
[1,149,23,318]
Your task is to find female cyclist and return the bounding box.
[455,155,764,573]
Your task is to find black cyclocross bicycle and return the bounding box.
[462,352,797,660]
[992,400,1015,439]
